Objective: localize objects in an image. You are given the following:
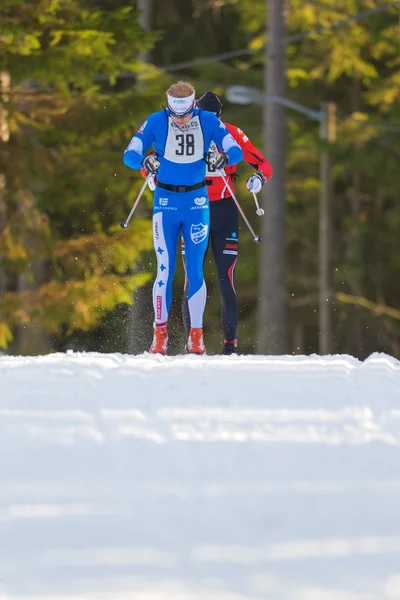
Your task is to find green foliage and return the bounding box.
[212,0,400,357]
[1,0,157,88]
[1,0,399,356]
[0,0,161,352]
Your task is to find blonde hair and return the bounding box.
[166,81,195,98]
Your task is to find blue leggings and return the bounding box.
[152,187,210,329]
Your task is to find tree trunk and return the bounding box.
[0,175,7,298]
[128,0,153,354]
[138,0,152,63]
[15,262,52,355]
[0,72,10,299]
[14,78,52,355]
[258,0,287,355]
[346,76,365,356]
[319,102,335,354]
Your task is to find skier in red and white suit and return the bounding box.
[182,91,273,354]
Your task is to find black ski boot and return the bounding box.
[223,339,237,355]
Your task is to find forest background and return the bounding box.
[1,0,399,358]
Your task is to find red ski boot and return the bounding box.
[149,325,168,355]
[187,328,205,355]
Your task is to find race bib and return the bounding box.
[164,116,204,164]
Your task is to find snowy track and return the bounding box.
[1,352,400,599]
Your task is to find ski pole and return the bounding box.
[120,175,152,229]
[218,171,262,243]
[252,191,265,216]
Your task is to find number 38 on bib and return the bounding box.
[164,116,205,164]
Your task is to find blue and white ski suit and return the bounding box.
[123,107,243,328]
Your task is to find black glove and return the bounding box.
[142,155,160,175]
[208,151,229,170]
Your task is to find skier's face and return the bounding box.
[171,113,193,127]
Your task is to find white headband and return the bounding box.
[167,92,195,116]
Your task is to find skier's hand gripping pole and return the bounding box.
[212,164,262,243]
[120,174,153,229]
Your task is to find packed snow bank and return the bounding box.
[0,352,400,599]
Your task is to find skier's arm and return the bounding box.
[229,125,273,180]
[209,115,243,166]
[123,118,156,170]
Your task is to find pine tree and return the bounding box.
[0,0,165,352]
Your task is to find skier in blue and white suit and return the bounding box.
[123,80,243,355]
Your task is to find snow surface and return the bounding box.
[1,351,400,600]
